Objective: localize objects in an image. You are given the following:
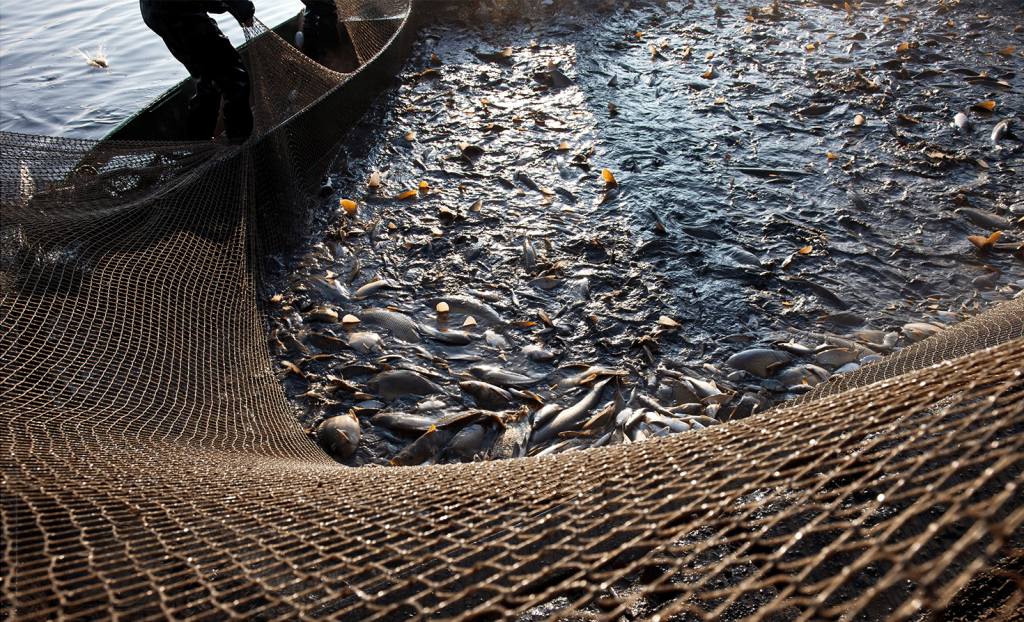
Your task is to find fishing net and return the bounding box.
[2,0,1023,620]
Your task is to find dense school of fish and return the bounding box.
[268,0,1023,466]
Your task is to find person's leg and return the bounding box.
[141,3,251,140]
[141,4,228,140]
[301,1,340,63]
[192,19,252,140]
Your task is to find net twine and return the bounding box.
[3,1,1023,620]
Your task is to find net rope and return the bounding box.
[3,1,1024,620]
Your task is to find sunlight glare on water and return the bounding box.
[0,0,303,139]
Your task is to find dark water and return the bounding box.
[266,0,1023,463]
[0,0,303,138]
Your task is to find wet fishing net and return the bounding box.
[3,0,1024,620]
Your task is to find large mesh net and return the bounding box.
[3,1,1024,620]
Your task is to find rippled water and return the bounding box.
[0,0,303,138]
[265,1,1022,465]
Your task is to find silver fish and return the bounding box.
[523,239,537,271]
[425,295,504,325]
[953,111,969,131]
[347,331,383,353]
[683,375,720,399]
[371,412,437,433]
[419,323,473,346]
[391,426,452,466]
[775,365,828,387]
[354,279,400,298]
[444,424,492,463]
[532,402,560,428]
[814,348,858,367]
[532,377,611,444]
[522,344,555,362]
[359,308,420,342]
[470,365,543,387]
[459,380,514,410]
[310,276,351,303]
[316,413,360,458]
[726,349,792,377]
[957,207,1010,231]
[556,366,626,389]
[491,408,532,459]
[367,370,444,400]
[484,329,512,349]
[992,119,1011,144]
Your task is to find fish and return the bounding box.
[643,412,691,434]
[371,412,438,433]
[334,363,378,378]
[470,365,543,387]
[307,307,339,323]
[953,111,969,131]
[682,375,720,399]
[556,366,627,389]
[847,190,868,211]
[957,207,1010,231]
[472,47,513,63]
[310,276,351,303]
[416,397,447,412]
[835,362,860,374]
[726,349,792,377]
[775,365,829,387]
[992,119,1011,144]
[491,408,532,459]
[531,377,611,444]
[529,277,563,290]
[424,295,504,325]
[359,308,420,342]
[583,401,617,431]
[814,348,858,367]
[444,424,492,462]
[347,331,383,353]
[354,279,400,298]
[391,425,453,466]
[17,161,35,199]
[367,370,444,400]
[532,402,560,428]
[546,60,574,88]
[316,413,360,458]
[533,439,571,457]
[484,329,512,349]
[459,380,514,410]
[903,322,943,342]
[522,344,555,362]
[523,239,537,271]
[516,171,541,191]
[418,323,473,346]
[850,329,887,345]
[776,340,817,356]
[305,332,348,352]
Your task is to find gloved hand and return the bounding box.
[223,0,255,26]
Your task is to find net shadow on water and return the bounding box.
[2,1,1024,621]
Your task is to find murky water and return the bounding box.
[0,0,303,138]
[268,0,1022,466]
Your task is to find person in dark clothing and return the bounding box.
[300,1,340,64]
[140,1,256,141]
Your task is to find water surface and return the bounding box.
[0,0,303,138]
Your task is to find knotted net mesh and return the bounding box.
[2,1,1023,620]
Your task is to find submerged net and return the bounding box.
[2,1,1023,620]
